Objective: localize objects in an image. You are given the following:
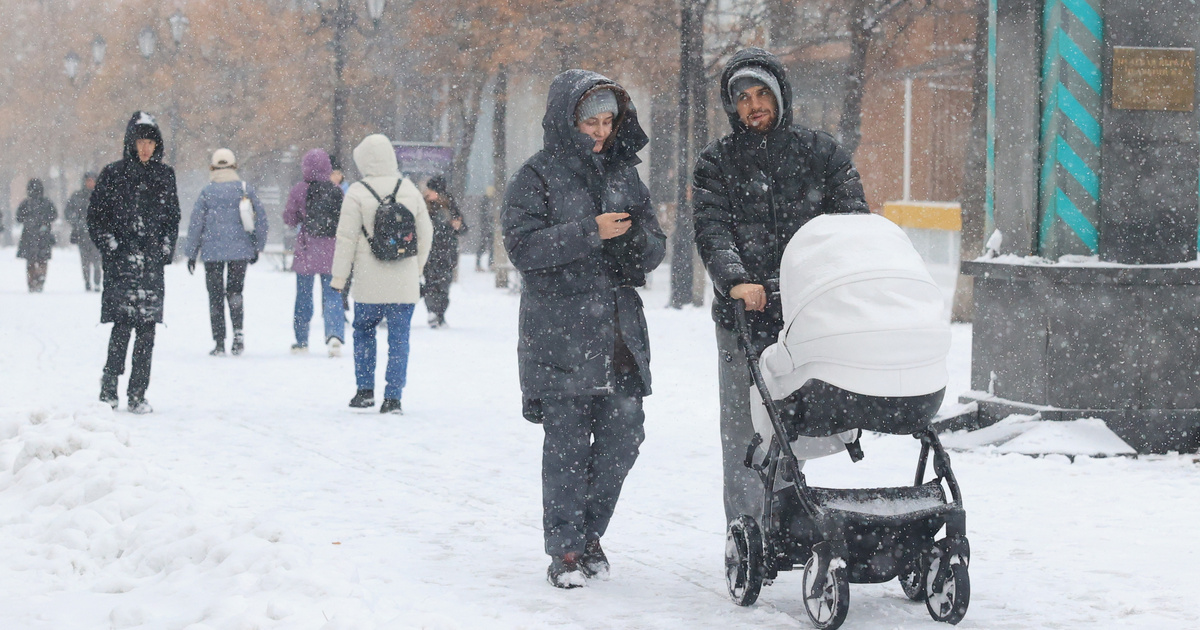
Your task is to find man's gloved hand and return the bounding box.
[187,259,196,275]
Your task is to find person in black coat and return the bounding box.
[65,172,102,291]
[87,111,182,414]
[503,69,666,589]
[692,48,869,526]
[16,178,58,292]
[421,174,467,328]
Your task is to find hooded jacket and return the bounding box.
[284,149,342,275]
[424,189,468,284]
[183,171,268,262]
[693,48,869,347]
[330,134,432,303]
[502,69,667,399]
[87,111,182,324]
[16,179,57,262]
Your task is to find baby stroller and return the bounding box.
[723,214,970,629]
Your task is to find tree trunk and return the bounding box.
[670,0,697,309]
[951,0,990,323]
[649,89,677,208]
[492,67,511,288]
[448,72,489,198]
[837,0,872,157]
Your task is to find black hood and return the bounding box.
[123,111,165,163]
[719,48,793,133]
[542,69,648,163]
[26,178,44,198]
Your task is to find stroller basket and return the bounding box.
[811,481,949,522]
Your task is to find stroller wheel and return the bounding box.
[724,515,764,606]
[924,542,970,624]
[802,555,849,630]
[898,551,926,601]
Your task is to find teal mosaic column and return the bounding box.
[1037,0,1103,257]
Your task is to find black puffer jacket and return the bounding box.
[503,69,667,400]
[693,48,869,346]
[87,112,181,324]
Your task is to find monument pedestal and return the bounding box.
[960,259,1200,454]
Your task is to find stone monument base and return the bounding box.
[959,259,1200,454]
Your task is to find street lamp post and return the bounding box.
[138,27,157,59]
[319,0,387,164]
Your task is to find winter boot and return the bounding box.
[380,398,402,414]
[231,331,244,356]
[100,374,119,409]
[291,343,309,354]
[580,539,610,580]
[209,341,226,357]
[547,552,586,589]
[127,398,154,415]
[326,336,342,358]
[349,389,375,408]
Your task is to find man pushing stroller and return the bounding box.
[692,47,869,526]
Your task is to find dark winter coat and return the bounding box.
[17,179,57,262]
[424,194,468,284]
[693,47,869,346]
[503,69,667,400]
[87,111,182,324]
[64,179,96,250]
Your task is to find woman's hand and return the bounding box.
[595,212,631,240]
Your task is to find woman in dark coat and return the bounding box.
[421,174,467,328]
[16,178,58,292]
[87,111,181,414]
[502,69,666,589]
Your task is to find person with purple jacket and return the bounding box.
[284,149,346,356]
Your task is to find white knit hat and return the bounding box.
[211,148,236,169]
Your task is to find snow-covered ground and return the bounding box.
[2,247,1198,629]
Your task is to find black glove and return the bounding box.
[250,252,259,265]
[187,259,196,275]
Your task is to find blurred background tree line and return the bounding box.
[0,0,985,316]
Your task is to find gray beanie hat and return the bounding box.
[576,88,620,124]
[728,65,783,125]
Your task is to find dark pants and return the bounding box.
[26,261,47,292]
[541,393,645,557]
[423,276,452,319]
[79,241,102,290]
[204,261,247,343]
[105,321,157,399]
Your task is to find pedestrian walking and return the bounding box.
[16,178,58,292]
[183,149,268,357]
[331,134,432,415]
[65,172,102,291]
[422,174,467,328]
[502,69,666,589]
[284,148,346,356]
[692,48,869,526]
[87,111,181,414]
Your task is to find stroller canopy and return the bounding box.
[760,214,950,401]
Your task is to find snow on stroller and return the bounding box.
[724,214,970,629]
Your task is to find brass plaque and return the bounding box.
[1112,46,1195,111]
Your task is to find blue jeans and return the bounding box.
[353,303,414,400]
[294,273,345,346]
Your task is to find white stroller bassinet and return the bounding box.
[750,213,952,460]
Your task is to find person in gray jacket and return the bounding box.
[184,149,268,356]
[503,70,666,589]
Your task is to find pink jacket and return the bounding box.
[284,149,338,275]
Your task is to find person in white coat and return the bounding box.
[331,134,432,414]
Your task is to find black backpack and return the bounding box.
[303,180,343,238]
[360,180,417,261]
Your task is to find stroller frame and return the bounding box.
[725,305,971,629]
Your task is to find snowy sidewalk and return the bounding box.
[1,247,1198,629]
